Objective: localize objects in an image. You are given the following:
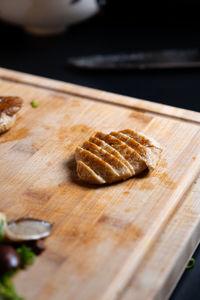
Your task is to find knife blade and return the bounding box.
[67,48,200,70]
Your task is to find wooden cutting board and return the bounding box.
[0,67,200,300]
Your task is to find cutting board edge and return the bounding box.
[120,219,200,300]
[120,170,200,300]
[101,156,200,300]
[165,225,200,300]
[0,67,200,124]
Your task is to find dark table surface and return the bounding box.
[0,7,200,299]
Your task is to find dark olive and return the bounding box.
[33,239,45,255]
[25,239,46,255]
[0,245,20,274]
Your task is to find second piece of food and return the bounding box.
[0,96,23,134]
[75,129,162,184]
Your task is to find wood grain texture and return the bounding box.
[0,68,199,300]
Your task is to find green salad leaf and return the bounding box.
[17,245,36,269]
[0,245,36,299]
[0,219,5,242]
[0,273,23,300]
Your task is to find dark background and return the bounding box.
[1,0,200,112]
[0,0,200,299]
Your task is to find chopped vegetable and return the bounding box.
[186,257,195,269]
[16,245,35,269]
[0,219,5,242]
[0,273,23,300]
[30,101,39,108]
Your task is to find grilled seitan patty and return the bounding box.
[75,129,162,184]
[95,132,146,175]
[110,131,155,170]
[76,160,105,184]
[89,136,132,174]
[82,141,131,180]
[75,147,120,183]
[120,129,162,168]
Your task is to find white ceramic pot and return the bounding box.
[0,0,100,35]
